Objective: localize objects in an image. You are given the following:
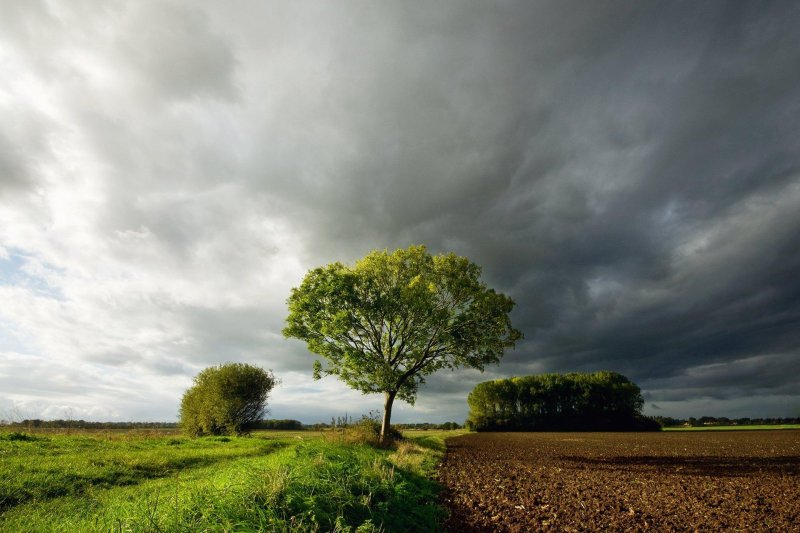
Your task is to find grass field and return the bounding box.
[0,428,463,532]
[662,424,800,431]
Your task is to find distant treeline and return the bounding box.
[653,416,800,427]
[2,419,308,431]
[467,371,659,432]
[1,418,465,431]
[304,419,462,431]
[247,419,304,430]
[2,420,178,429]
[301,413,463,431]
[395,422,462,430]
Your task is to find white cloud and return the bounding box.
[0,351,190,421]
[0,2,310,421]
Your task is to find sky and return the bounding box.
[1,1,799,424]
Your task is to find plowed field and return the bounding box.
[439,431,800,532]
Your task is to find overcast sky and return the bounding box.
[1,1,799,424]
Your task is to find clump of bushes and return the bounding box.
[467,371,660,432]
[0,431,40,442]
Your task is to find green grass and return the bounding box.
[0,429,459,532]
[401,429,469,454]
[662,424,800,431]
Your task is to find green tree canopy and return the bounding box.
[466,371,659,431]
[284,245,521,442]
[179,363,277,436]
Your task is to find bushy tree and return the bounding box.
[180,363,277,436]
[284,245,521,443]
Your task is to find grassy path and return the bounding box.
[0,433,283,512]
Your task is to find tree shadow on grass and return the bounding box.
[272,441,445,532]
[559,455,800,477]
[377,466,444,532]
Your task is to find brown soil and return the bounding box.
[438,431,800,532]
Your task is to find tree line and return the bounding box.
[248,419,305,430]
[466,371,659,431]
[653,416,800,427]
[0,420,179,430]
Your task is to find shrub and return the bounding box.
[180,363,277,437]
[0,431,39,442]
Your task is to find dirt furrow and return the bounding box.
[438,431,800,532]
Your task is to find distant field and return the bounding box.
[662,424,800,431]
[0,428,459,532]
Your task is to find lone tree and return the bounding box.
[180,363,277,436]
[284,245,521,443]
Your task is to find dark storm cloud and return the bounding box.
[236,1,800,415]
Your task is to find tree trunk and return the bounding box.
[381,391,397,444]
